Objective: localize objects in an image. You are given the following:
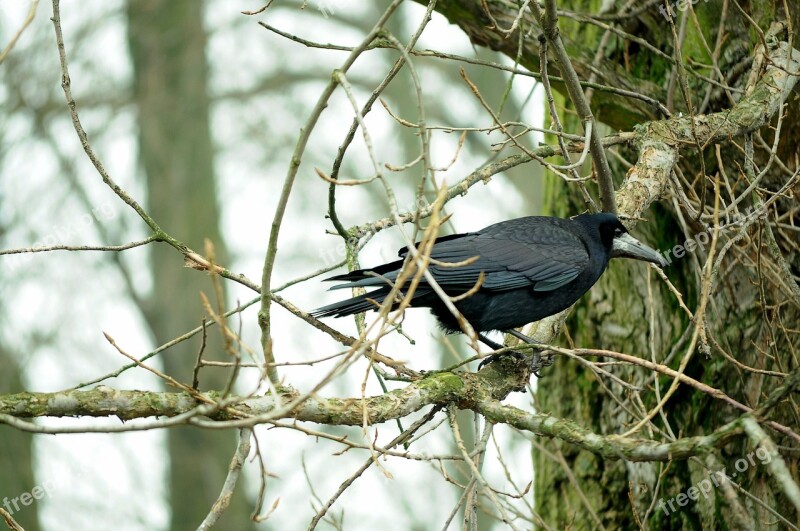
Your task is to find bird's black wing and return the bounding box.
[400,217,589,292]
[325,217,589,293]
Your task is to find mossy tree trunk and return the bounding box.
[426,0,800,528]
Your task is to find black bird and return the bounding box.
[313,213,666,366]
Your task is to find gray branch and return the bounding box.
[0,366,744,463]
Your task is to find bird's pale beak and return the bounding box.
[611,232,668,267]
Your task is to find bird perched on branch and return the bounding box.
[313,213,666,370]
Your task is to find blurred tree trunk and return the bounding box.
[0,347,40,531]
[429,1,800,529]
[0,151,39,530]
[126,1,256,529]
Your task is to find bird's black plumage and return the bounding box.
[313,213,665,349]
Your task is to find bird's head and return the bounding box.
[578,213,668,268]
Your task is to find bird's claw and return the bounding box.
[530,351,554,377]
[477,349,555,375]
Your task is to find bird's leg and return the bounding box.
[476,333,525,370]
[477,333,505,351]
[505,330,553,376]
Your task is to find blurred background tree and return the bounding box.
[0,1,541,529]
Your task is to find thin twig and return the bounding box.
[197,428,253,531]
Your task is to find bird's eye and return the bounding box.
[614,228,624,237]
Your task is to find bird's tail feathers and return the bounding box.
[310,288,391,318]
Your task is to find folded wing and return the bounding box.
[327,217,589,294]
